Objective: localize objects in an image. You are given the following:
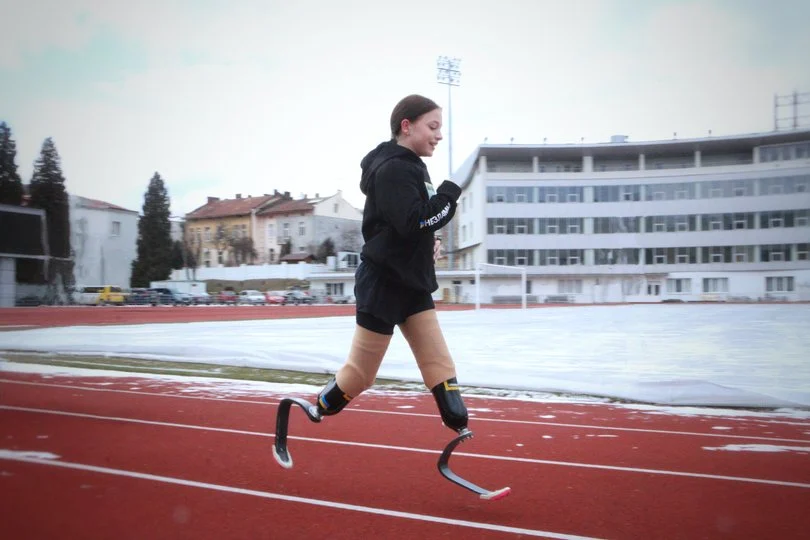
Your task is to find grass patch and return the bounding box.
[0,351,421,391]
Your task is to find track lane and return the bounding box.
[2,386,809,539]
[3,377,809,486]
[1,459,564,540]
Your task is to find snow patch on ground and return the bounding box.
[702,444,810,454]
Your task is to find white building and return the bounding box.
[70,195,138,288]
[256,191,362,264]
[450,129,810,303]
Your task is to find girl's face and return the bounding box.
[399,108,443,157]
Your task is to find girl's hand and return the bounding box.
[433,238,442,262]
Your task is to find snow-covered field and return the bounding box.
[1,304,808,408]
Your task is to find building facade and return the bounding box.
[449,129,810,303]
[70,195,139,288]
[184,192,288,267]
[256,191,362,264]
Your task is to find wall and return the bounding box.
[170,261,327,282]
[0,257,14,307]
[71,198,138,288]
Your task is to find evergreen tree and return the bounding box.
[170,240,185,270]
[131,172,173,287]
[315,237,336,263]
[24,138,73,299]
[0,122,24,205]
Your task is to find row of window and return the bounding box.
[486,174,809,203]
[487,244,810,266]
[188,221,309,244]
[665,277,796,294]
[486,210,810,235]
[760,142,810,163]
[486,143,809,174]
[554,276,797,295]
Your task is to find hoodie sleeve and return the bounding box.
[374,159,461,236]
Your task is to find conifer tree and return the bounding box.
[131,173,173,287]
[24,138,74,298]
[0,122,24,205]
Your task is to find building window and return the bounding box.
[761,244,791,262]
[299,222,306,236]
[334,203,339,213]
[111,221,121,236]
[205,227,211,242]
[283,223,290,238]
[558,279,582,294]
[797,243,809,261]
[666,279,691,294]
[766,276,794,292]
[703,278,729,293]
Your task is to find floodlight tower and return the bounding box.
[436,56,461,270]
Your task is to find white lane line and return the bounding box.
[353,409,810,444]
[0,453,600,540]
[2,378,808,444]
[2,405,809,490]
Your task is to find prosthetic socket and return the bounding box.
[430,377,469,433]
[316,378,353,416]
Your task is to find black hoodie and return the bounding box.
[358,140,461,293]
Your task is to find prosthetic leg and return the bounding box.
[401,311,511,501]
[272,325,391,469]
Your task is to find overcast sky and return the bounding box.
[2,0,809,216]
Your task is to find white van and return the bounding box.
[73,285,127,305]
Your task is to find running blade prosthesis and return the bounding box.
[272,398,510,501]
[272,397,321,469]
[439,428,511,501]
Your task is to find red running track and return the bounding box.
[1,372,809,539]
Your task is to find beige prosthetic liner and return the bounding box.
[334,325,393,398]
[399,309,457,389]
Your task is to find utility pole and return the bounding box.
[436,56,461,270]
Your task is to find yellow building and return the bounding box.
[185,191,289,267]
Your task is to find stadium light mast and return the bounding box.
[436,56,461,270]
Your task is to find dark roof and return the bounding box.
[256,199,314,217]
[74,195,138,214]
[280,252,315,262]
[186,194,284,220]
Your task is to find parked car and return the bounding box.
[148,287,192,305]
[238,290,266,305]
[264,291,286,305]
[284,290,315,305]
[217,290,238,305]
[328,293,355,304]
[73,285,127,306]
[190,291,213,305]
[127,288,157,305]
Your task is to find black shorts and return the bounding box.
[354,262,435,335]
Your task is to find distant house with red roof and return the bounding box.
[255,190,362,264]
[184,191,290,267]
